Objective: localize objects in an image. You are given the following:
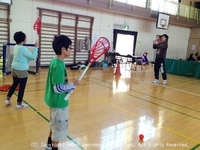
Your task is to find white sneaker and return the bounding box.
[5,100,11,105]
[16,103,28,109]
[162,80,167,85]
[153,79,159,84]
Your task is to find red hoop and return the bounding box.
[64,37,110,100]
[89,37,110,63]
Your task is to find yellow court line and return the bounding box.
[0,109,49,121]
[162,126,200,144]
[100,98,138,117]
[102,71,200,97]
[0,97,101,121]
[69,97,104,106]
[2,71,200,145]
[98,97,200,144]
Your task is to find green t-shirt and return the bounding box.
[44,57,68,108]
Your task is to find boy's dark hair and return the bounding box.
[52,35,72,55]
[14,31,26,44]
[162,34,169,41]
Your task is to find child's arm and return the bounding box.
[27,56,37,62]
[153,43,168,49]
[53,83,75,93]
[22,47,38,60]
[23,41,39,60]
[153,40,158,49]
[53,80,79,94]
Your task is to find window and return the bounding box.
[151,0,179,15]
[115,0,146,8]
[115,0,179,15]
[0,0,12,5]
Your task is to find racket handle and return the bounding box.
[64,90,74,101]
[65,63,91,100]
[78,65,90,80]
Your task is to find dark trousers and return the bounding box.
[7,76,28,103]
[154,58,167,80]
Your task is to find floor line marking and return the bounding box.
[100,97,200,144]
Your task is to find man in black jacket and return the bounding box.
[152,34,169,84]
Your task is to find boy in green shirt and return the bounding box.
[44,35,79,150]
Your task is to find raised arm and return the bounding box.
[153,42,168,49]
[23,41,39,60]
[22,47,38,60]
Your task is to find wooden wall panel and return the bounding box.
[38,8,94,66]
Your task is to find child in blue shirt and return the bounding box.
[4,31,38,109]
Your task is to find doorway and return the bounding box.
[113,29,138,55]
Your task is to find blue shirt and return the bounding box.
[11,45,38,70]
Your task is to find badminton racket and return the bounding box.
[64,37,110,100]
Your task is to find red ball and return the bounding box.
[139,134,144,140]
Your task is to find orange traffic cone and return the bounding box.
[114,60,121,75]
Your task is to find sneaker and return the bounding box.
[162,80,167,85]
[5,100,11,105]
[16,103,28,109]
[153,79,159,84]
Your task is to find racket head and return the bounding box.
[33,17,41,34]
[89,37,110,63]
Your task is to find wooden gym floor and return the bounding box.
[1,65,200,150]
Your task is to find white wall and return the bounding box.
[9,0,190,61]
